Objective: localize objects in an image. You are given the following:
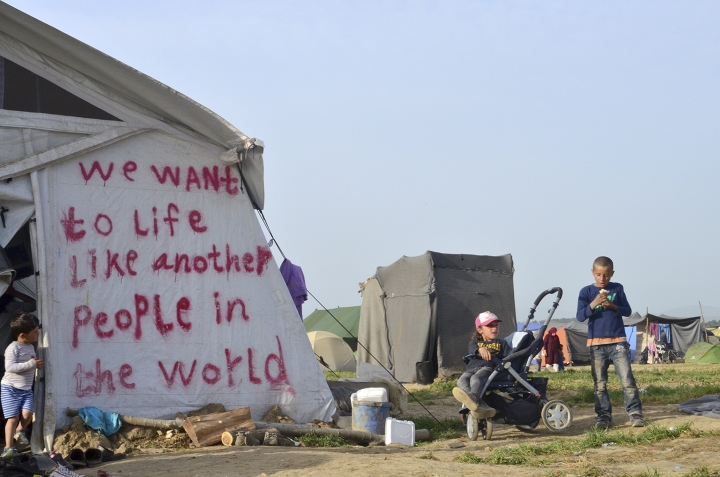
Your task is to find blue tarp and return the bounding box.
[78,406,122,436]
[625,326,637,361]
[517,322,543,332]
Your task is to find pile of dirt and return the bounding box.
[52,403,328,458]
[261,405,295,424]
[52,416,191,457]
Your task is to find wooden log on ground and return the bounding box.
[183,407,255,447]
[221,430,240,446]
[223,431,261,446]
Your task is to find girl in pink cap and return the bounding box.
[452,311,511,418]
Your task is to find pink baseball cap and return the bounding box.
[475,311,502,328]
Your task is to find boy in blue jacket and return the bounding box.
[577,256,644,429]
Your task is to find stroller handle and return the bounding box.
[532,287,563,307]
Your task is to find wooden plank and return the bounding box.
[0,127,148,180]
[0,109,125,134]
[182,407,255,448]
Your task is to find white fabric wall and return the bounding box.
[39,130,334,428]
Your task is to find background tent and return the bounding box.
[535,321,584,366]
[0,2,334,452]
[694,344,720,364]
[549,312,702,365]
[358,252,516,382]
[685,341,720,364]
[637,313,704,361]
[307,331,357,372]
[546,314,644,365]
[304,306,360,351]
[517,322,543,332]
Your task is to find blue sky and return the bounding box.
[7,1,720,319]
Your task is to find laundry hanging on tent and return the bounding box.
[280,259,308,319]
[648,322,659,363]
[659,323,672,345]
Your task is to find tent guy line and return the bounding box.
[306,289,440,423]
[255,209,441,423]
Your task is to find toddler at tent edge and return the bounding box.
[1,312,44,457]
[452,311,511,419]
[576,256,644,429]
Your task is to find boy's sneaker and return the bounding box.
[14,431,29,446]
[630,414,646,427]
[595,416,611,430]
[1,447,18,458]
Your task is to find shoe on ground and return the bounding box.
[452,387,478,412]
[1,447,18,458]
[595,416,611,430]
[630,414,646,427]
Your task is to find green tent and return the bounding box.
[304,306,360,351]
[697,344,720,364]
[685,341,720,364]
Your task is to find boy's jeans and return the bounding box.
[590,342,643,419]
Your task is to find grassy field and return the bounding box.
[327,363,720,407]
[537,364,720,406]
[325,364,720,444]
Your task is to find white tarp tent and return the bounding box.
[0,1,334,452]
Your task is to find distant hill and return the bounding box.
[661,304,720,320]
[516,305,720,326]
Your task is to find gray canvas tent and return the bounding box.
[358,251,516,382]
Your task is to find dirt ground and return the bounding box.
[83,397,720,477]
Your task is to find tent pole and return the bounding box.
[645,307,650,363]
[699,301,709,342]
[29,170,52,453]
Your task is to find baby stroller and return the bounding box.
[460,287,573,441]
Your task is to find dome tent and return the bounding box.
[307,331,357,372]
[685,341,720,364]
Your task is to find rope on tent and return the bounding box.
[255,210,441,423]
[306,290,440,423]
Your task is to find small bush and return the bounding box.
[417,450,437,460]
[685,466,718,477]
[323,370,356,381]
[453,451,482,464]
[297,433,349,447]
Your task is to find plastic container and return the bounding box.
[352,397,392,434]
[356,387,388,403]
[384,417,415,446]
[415,361,434,385]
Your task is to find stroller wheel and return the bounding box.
[466,414,493,441]
[541,400,573,432]
[481,418,493,441]
[466,413,478,441]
